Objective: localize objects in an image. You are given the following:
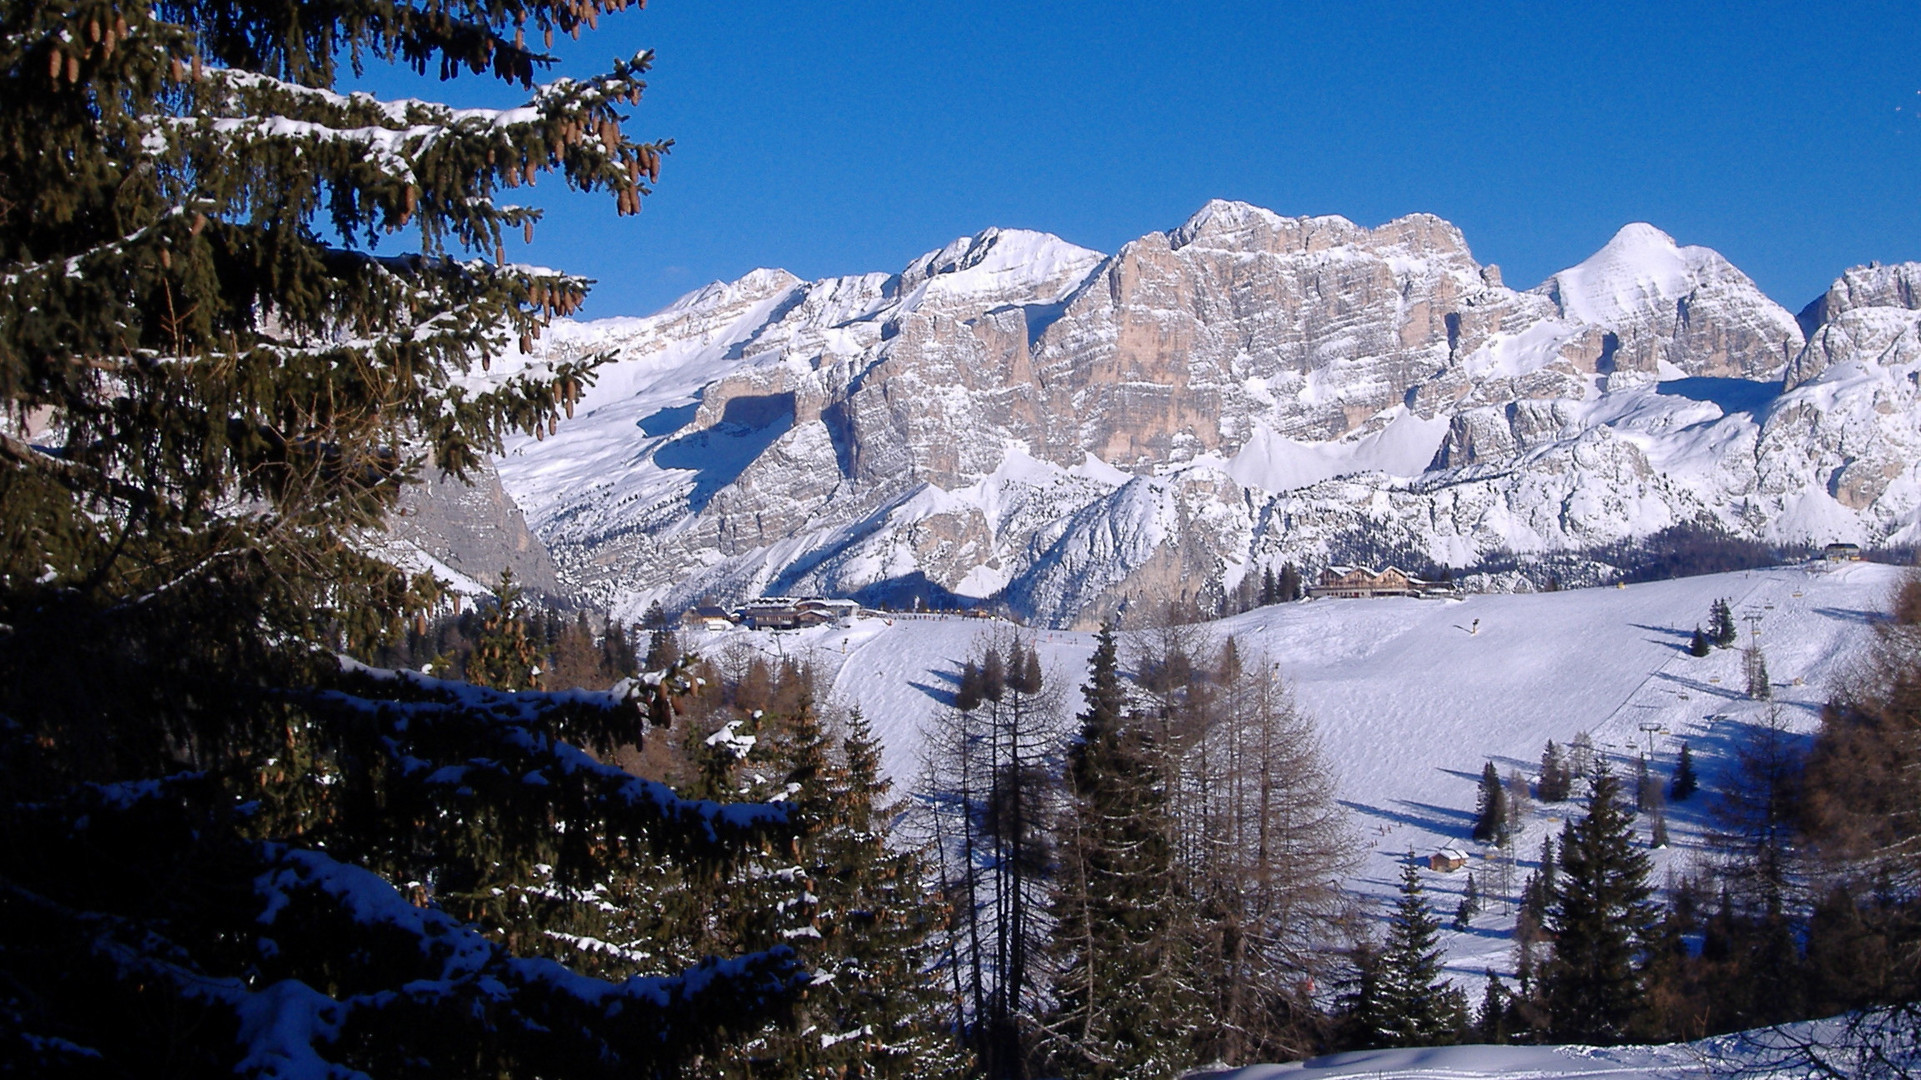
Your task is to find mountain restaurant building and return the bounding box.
[1308,566,1426,599]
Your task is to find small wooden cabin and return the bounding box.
[1428,849,1469,873]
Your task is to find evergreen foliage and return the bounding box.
[1476,970,1508,1045]
[470,569,543,689]
[0,1,810,1072]
[1451,871,1480,931]
[1538,740,1572,803]
[1472,761,1509,845]
[1542,769,1659,1043]
[1277,562,1302,603]
[1688,626,1711,657]
[1709,598,1739,648]
[1670,742,1698,802]
[1364,859,1461,1048]
[1745,642,1772,700]
[696,699,966,1080]
[1046,621,1197,1080]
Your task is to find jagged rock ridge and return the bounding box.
[467,202,1920,627]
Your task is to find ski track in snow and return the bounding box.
[681,561,1907,997]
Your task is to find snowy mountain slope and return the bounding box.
[1533,222,1803,381]
[676,561,1910,993]
[1193,1014,1879,1079]
[474,201,1921,627]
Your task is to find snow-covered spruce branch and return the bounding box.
[318,661,793,853]
[142,55,664,246]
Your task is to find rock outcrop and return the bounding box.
[458,201,1921,626]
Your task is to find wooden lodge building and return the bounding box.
[1307,565,1453,600]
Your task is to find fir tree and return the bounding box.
[1710,598,1739,648]
[1278,562,1302,603]
[1689,626,1711,657]
[470,569,542,689]
[1369,858,1460,1047]
[725,704,969,1080]
[980,647,1007,703]
[1542,768,1660,1043]
[1670,742,1699,802]
[0,1,806,1073]
[1538,741,1572,803]
[1452,871,1481,930]
[955,659,983,712]
[1473,761,1510,845]
[1745,642,1772,700]
[1046,620,1199,1080]
[1477,970,1509,1044]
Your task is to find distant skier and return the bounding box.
[1471,618,1480,635]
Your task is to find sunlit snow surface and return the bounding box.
[682,561,1907,996]
[1194,1013,1879,1078]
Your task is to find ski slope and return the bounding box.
[1194,1012,1885,1078]
[681,560,1908,988]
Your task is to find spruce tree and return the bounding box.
[1473,760,1509,845]
[470,569,542,689]
[1452,871,1481,930]
[955,659,983,711]
[1539,741,1572,803]
[1046,620,1198,1080]
[1371,859,1459,1047]
[1689,626,1711,657]
[1745,642,1772,700]
[1477,970,1509,1044]
[0,1,806,1073]
[1670,742,1699,801]
[1542,768,1659,1043]
[1710,599,1739,648]
[1278,562,1302,603]
[722,704,968,1080]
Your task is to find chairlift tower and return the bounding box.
[1638,721,1663,759]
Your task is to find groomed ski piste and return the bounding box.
[1191,1012,1892,1078]
[681,561,1909,1017]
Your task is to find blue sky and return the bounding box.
[356,1,1921,319]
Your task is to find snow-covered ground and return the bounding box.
[1192,1013,1878,1078]
[681,560,1910,992]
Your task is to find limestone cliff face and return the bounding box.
[464,201,1920,626]
[387,455,563,597]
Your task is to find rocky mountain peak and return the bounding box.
[894,227,1104,305]
[1530,222,1801,381]
[462,201,1921,629]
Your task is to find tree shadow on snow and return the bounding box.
[1650,670,1745,701]
[1808,605,1878,626]
[1339,798,1476,837]
[1632,622,1698,653]
[907,678,958,709]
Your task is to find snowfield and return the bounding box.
[680,560,1909,997]
[1192,1013,1884,1078]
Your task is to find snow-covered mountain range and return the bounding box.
[476,201,1921,626]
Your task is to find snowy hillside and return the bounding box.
[679,561,1908,991]
[1192,1014,1885,1079]
[463,202,1921,627]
